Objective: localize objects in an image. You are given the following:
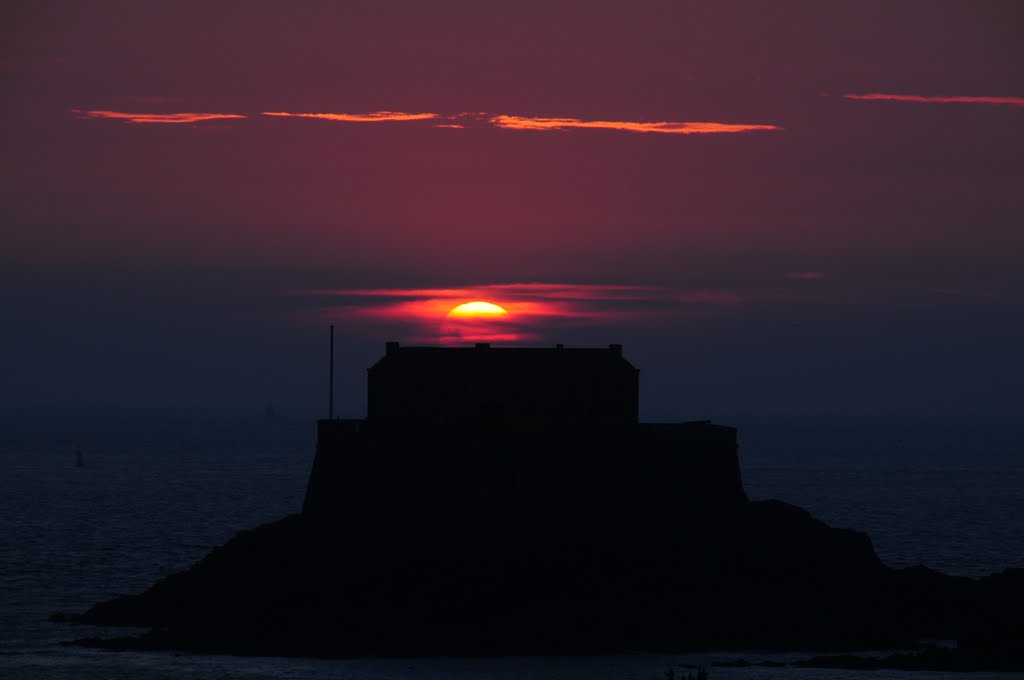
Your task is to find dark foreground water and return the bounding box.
[1,408,1020,679]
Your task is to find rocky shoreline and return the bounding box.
[67,497,1023,669]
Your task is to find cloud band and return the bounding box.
[843,93,1024,108]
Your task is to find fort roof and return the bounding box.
[371,341,634,370]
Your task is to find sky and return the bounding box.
[2,1,1022,421]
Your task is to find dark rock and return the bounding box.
[77,494,957,657]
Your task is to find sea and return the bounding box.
[1,407,1021,680]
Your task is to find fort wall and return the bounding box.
[303,418,745,520]
[302,343,745,523]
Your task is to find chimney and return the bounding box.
[609,343,622,357]
[385,341,400,355]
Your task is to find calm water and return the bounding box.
[1,409,1020,679]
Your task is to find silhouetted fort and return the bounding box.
[78,341,1024,664]
[304,342,745,518]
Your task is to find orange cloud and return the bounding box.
[488,115,781,134]
[72,108,787,136]
[843,93,1024,108]
[316,284,671,308]
[261,111,439,122]
[72,109,245,124]
[312,286,614,324]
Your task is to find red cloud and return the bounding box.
[72,109,245,124]
[843,93,1024,108]
[488,115,781,134]
[261,111,439,122]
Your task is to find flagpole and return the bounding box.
[328,324,334,420]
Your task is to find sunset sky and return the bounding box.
[2,1,1022,420]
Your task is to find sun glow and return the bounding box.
[442,301,513,344]
[312,283,751,345]
[313,283,755,344]
[447,301,509,318]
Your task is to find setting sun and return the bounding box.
[441,301,516,344]
[446,301,509,318]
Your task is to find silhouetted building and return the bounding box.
[369,342,638,430]
[304,342,744,518]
